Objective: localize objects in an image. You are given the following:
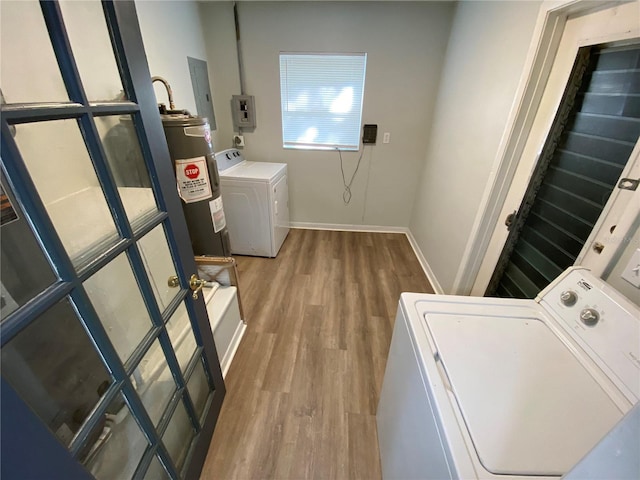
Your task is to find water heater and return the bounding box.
[161,114,231,257]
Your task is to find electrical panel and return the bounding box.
[231,95,256,130]
[363,124,377,144]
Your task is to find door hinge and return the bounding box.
[617,178,639,191]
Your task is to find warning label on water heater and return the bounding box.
[175,157,212,203]
[209,196,226,233]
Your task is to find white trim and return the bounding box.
[452,0,635,296]
[405,230,444,295]
[205,285,246,378]
[290,223,444,294]
[290,221,408,234]
[221,322,246,379]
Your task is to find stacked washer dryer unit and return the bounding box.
[377,267,639,479]
[215,148,289,258]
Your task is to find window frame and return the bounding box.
[279,52,367,152]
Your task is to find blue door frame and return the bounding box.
[0,2,224,478]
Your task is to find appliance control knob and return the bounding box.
[580,308,600,326]
[560,290,578,306]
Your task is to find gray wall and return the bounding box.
[198,1,455,228]
[198,2,240,152]
[409,0,542,293]
[142,0,543,293]
[7,0,634,296]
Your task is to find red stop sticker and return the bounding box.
[184,164,200,179]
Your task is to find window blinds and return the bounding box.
[279,53,367,150]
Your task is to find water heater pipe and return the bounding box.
[151,76,175,110]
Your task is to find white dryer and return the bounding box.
[215,148,289,257]
[377,267,639,479]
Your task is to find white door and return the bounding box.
[473,1,640,295]
[577,141,640,277]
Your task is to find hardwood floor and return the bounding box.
[201,229,434,479]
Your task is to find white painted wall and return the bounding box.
[198,1,455,228]
[409,0,542,293]
[136,0,208,120]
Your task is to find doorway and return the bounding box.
[467,1,640,297]
[487,44,640,298]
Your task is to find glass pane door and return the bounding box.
[0,2,225,479]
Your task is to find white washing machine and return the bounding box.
[377,267,639,479]
[215,148,289,257]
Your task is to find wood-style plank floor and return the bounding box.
[201,229,434,479]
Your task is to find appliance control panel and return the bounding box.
[215,148,245,172]
[538,267,640,401]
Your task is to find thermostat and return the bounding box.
[363,124,377,144]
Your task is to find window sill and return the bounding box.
[283,144,359,152]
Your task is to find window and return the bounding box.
[279,52,367,151]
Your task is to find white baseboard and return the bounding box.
[221,321,246,379]
[290,222,408,234]
[405,230,444,295]
[290,223,444,294]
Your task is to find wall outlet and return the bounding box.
[621,248,640,288]
[234,135,245,147]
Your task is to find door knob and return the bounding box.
[189,274,207,300]
[168,274,207,300]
